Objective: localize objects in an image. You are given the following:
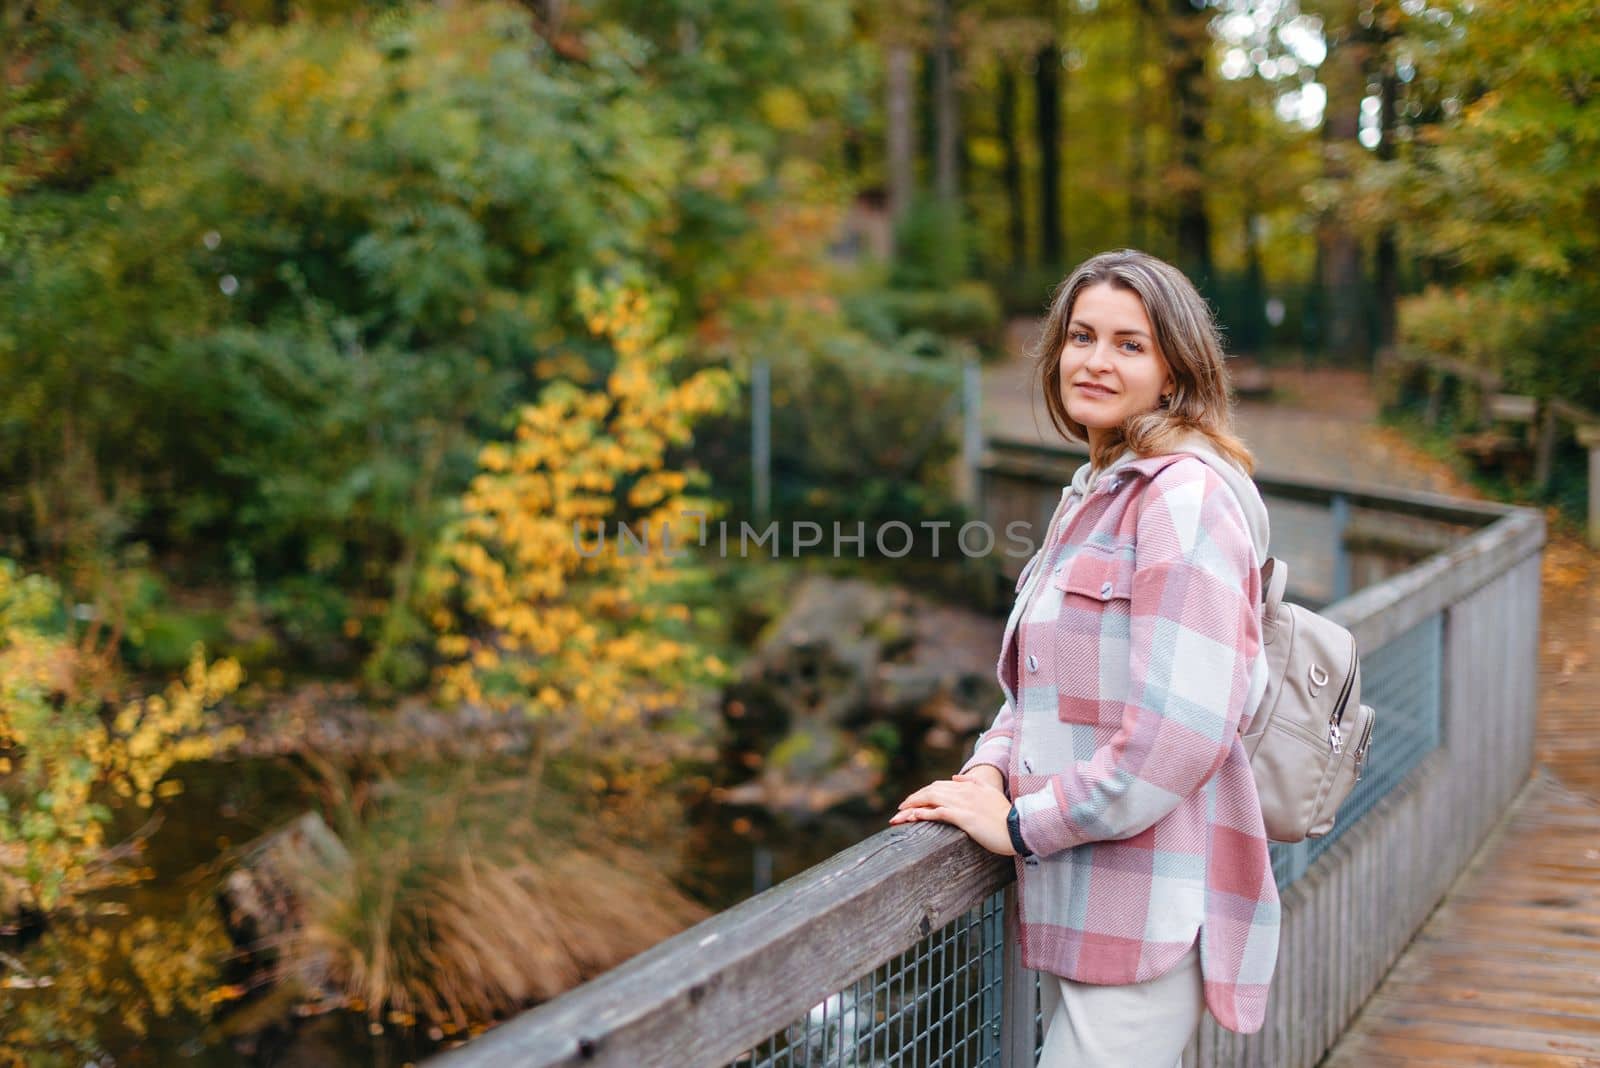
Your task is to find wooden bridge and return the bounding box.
[428,439,1567,1068]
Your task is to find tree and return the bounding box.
[0,0,862,686]
[1362,0,1600,406]
[1035,23,1063,266]
[1166,0,1216,290]
[1309,0,1374,362]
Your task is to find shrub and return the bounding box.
[860,283,1003,346]
[0,559,243,915]
[888,196,971,290]
[427,275,734,726]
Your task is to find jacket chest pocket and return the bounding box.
[1048,549,1135,725]
[1052,549,1134,616]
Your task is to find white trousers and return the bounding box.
[1036,939,1204,1068]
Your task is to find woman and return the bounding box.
[889,249,1278,1066]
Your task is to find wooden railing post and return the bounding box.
[1577,424,1600,549]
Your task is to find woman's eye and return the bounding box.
[1070,331,1091,344]
[1120,340,1143,353]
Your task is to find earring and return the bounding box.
[1159,393,1173,409]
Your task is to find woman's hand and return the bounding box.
[960,764,1005,794]
[889,772,1017,856]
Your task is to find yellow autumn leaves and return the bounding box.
[0,562,243,915]
[430,276,734,724]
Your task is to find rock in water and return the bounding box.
[217,811,350,995]
[720,574,1002,817]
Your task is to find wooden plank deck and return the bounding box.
[1322,533,1600,1067]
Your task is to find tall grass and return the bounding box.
[277,752,709,1035]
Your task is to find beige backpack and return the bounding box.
[1242,557,1376,843]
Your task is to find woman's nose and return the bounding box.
[1084,341,1115,372]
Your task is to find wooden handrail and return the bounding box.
[427,823,1011,1068]
[982,439,1513,525]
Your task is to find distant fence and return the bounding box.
[429,445,1543,1068]
[1380,346,1600,547]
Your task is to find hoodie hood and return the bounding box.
[1067,431,1271,564]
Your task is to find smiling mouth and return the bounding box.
[1073,383,1116,397]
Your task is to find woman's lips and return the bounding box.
[1073,383,1115,397]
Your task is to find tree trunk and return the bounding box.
[933,0,960,204]
[1035,41,1062,267]
[886,45,916,229]
[998,66,1026,270]
[1240,210,1266,354]
[1166,0,1213,291]
[1128,4,1149,250]
[1374,45,1400,350]
[1317,4,1371,364]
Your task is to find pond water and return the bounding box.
[6,746,943,1065]
[4,758,431,1066]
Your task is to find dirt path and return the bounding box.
[984,321,1471,493]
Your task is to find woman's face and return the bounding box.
[1057,281,1175,445]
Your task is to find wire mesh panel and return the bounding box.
[1270,611,1444,888]
[1306,610,1442,867]
[727,891,1007,1068]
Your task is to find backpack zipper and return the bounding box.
[1352,707,1375,782]
[1326,633,1359,752]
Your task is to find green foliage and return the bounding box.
[845,283,1004,349]
[1366,0,1600,408]
[889,196,972,290]
[696,313,969,543]
[1,0,861,688]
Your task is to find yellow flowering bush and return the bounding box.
[0,560,244,915]
[430,276,734,728]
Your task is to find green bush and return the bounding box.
[838,281,998,348]
[1399,280,1600,410]
[888,196,971,291]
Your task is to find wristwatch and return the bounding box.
[1006,803,1033,858]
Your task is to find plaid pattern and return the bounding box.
[962,452,1277,1035]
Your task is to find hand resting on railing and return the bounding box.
[888,766,1018,857]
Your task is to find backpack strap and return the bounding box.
[1260,556,1288,646]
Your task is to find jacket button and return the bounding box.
[1100,581,1114,597]
[1026,654,1038,672]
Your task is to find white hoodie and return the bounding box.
[1066,430,1271,565]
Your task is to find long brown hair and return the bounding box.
[1036,248,1255,474]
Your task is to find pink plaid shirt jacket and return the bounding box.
[962,447,1278,1035]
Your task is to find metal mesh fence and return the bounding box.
[727,891,1008,1068]
[1270,611,1444,887]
